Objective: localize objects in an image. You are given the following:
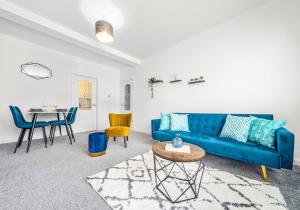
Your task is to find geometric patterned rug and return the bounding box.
[86,151,287,210]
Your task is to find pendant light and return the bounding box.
[95,20,113,43]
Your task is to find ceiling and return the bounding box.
[2,0,271,65]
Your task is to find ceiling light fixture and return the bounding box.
[81,0,124,30]
[95,20,113,43]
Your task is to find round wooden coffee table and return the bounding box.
[152,141,206,203]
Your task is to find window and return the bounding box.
[79,80,92,110]
[124,84,131,111]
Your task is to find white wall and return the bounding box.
[121,0,300,161]
[0,33,120,144]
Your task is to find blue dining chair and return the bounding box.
[68,107,78,142]
[9,106,49,153]
[48,107,78,145]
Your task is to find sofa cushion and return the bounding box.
[153,130,175,141]
[170,113,190,132]
[185,134,279,168]
[186,114,273,137]
[159,113,171,130]
[249,117,287,149]
[219,115,253,142]
[153,130,279,168]
[188,114,227,136]
[218,137,260,147]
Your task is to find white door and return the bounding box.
[73,75,97,132]
[121,79,133,113]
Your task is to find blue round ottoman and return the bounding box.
[88,132,108,157]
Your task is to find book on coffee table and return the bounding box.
[165,143,191,153]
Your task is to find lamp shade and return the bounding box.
[95,20,113,43]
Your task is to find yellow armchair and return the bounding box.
[105,113,132,148]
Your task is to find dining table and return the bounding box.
[27,108,72,152]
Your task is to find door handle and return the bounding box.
[92,104,96,106]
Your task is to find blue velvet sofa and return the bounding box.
[151,113,294,179]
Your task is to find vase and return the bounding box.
[172,134,183,148]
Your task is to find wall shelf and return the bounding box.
[152,80,164,84]
[188,80,205,84]
[169,79,182,83]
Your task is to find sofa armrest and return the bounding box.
[151,119,161,138]
[276,128,294,170]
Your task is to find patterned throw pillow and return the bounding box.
[248,117,286,148]
[159,113,171,130]
[170,113,190,132]
[219,115,254,142]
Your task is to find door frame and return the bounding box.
[72,73,99,130]
[122,78,134,114]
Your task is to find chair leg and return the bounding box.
[123,137,127,148]
[260,165,269,181]
[58,125,62,136]
[42,127,47,148]
[26,128,34,153]
[50,126,55,145]
[56,113,63,136]
[64,124,72,145]
[49,126,53,145]
[69,125,75,142]
[13,129,26,153]
[26,113,38,153]
[51,126,57,145]
[114,137,116,141]
[18,129,26,148]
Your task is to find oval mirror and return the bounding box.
[21,62,52,80]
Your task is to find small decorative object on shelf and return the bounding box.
[148,77,163,98]
[172,134,183,148]
[188,76,205,84]
[169,75,182,83]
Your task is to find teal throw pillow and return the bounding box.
[248,117,286,148]
[159,113,171,130]
[170,113,190,132]
[219,115,254,142]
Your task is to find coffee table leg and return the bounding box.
[179,160,204,197]
[153,153,158,187]
[174,160,205,202]
[153,154,205,203]
[196,160,205,196]
[153,154,173,202]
